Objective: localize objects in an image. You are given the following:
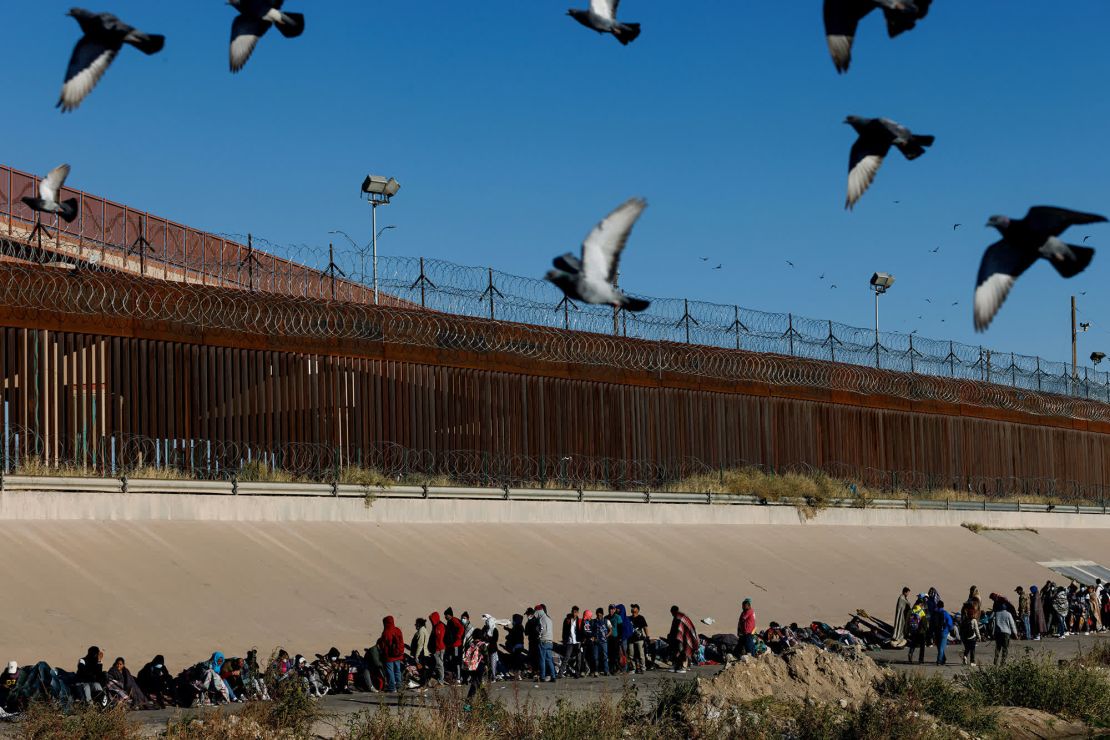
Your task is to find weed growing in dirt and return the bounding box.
[875,671,997,734]
[961,654,1110,726]
[17,700,141,740]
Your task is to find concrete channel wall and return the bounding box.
[1,484,1109,530]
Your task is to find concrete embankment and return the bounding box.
[0,489,1103,669]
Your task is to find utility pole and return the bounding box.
[1072,295,1078,381]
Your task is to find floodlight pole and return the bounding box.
[372,201,380,305]
[1071,295,1078,382]
[873,288,881,368]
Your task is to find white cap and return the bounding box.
[6,661,16,673]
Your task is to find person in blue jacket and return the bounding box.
[934,601,953,665]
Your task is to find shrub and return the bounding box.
[17,700,141,740]
[875,671,996,734]
[961,654,1110,725]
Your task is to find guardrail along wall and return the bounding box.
[0,264,1108,498]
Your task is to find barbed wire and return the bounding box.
[1,161,1107,404]
[0,252,1107,427]
[3,428,1105,503]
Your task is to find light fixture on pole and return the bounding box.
[360,174,401,304]
[869,272,895,368]
[1092,352,1106,366]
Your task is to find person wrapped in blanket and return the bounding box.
[1,662,18,714]
[137,656,175,708]
[762,622,800,655]
[667,606,699,673]
[463,615,499,711]
[294,654,327,697]
[74,646,107,705]
[106,657,154,709]
[906,596,930,664]
[242,649,270,701]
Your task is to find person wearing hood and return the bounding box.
[892,587,911,647]
[378,616,405,692]
[907,595,929,664]
[429,612,447,683]
[616,605,633,672]
[461,615,499,709]
[479,614,501,680]
[243,649,270,701]
[1029,585,1045,640]
[1052,585,1070,638]
[534,605,556,682]
[738,599,757,657]
[137,656,175,708]
[199,652,232,704]
[925,588,941,646]
[444,607,464,684]
[506,613,526,679]
[934,601,953,666]
[524,607,540,676]
[75,646,106,704]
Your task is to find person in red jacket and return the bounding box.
[429,611,447,684]
[444,607,465,683]
[378,616,405,692]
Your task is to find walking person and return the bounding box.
[463,616,498,711]
[411,617,430,681]
[1052,584,1069,638]
[668,606,699,673]
[628,604,650,674]
[934,601,953,666]
[959,597,980,666]
[607,605,623,674]
[992,603,1018,665]
[892,587,911,647]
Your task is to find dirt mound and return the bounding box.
[993,707,1090,740]
[698,645,889,707]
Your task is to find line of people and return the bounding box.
[0,601,721,715]
[891,579,1110,667]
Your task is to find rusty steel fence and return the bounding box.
[1,426,1105,504]
[0,257,1107,426]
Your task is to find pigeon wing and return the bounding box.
[973,240,1038,331]
[58,37,119,112]
[230,14,271,72]
[552,252,582,274]
[580,198,647,286]
[824,0,870,73]
[846,135,888,210]
[40,164,71,203]
[589,0,618,21]
[1023,207,1108,238]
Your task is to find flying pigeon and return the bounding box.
[824,0,932,73]
[700,257,709,261]
[819,273,826,279]
[930,246,940,253]
[567,0,641,45]
[229,0,305,73]
[830,284,838,289]
[786,260,795,268]
[924,299,932,303]
[844,116,934,210]
[21,164,78,223]
[953,224,962,231]
[545,198,650,312]
[57,9,164,112]
[713,264,722,270]
[974,207,1106,331]
[1084,236,1092,243]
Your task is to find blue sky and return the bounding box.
[3,2,1110,365]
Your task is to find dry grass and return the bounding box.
[17,700,142,739]
[234,460,299,483]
